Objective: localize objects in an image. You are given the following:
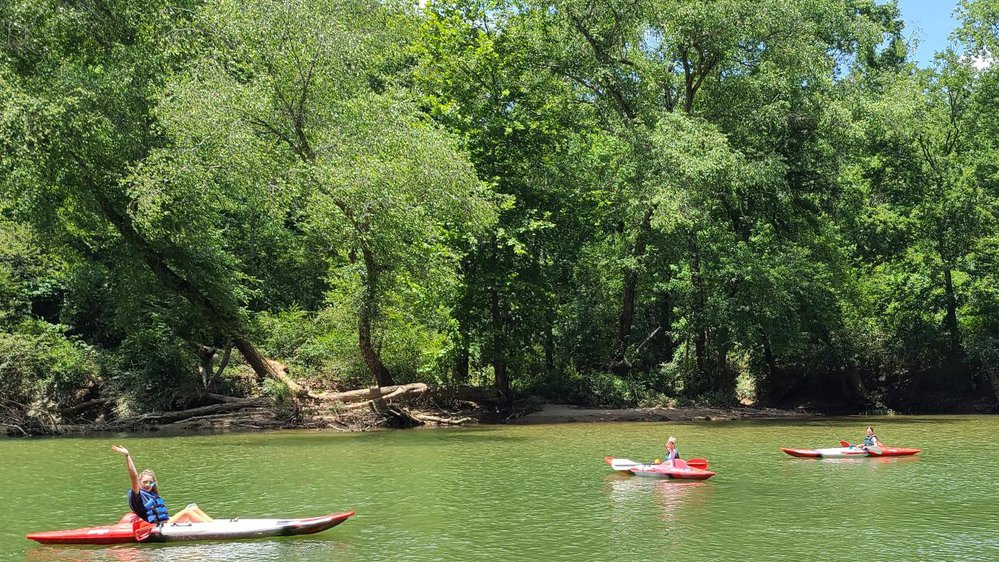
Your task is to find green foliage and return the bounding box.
[3,0,999,420]
[111,320,200,412]
[255,304,453,390]
[0,320,101,418]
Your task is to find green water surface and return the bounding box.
[1,416,996,561]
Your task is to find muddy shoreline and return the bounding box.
[3,402,818,437]
[508,403,812,424]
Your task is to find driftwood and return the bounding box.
[307,383,495,427]
[374,405,472,427]
[4,381,500,435]
[2,424,29,436]
[207,393,255,403]
[315,383,429,403]
[315,383,498,405]
[403,410,473,425]
[108,397,270,429]
[59,398,111,418]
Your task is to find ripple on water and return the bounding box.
[6,416,999,561]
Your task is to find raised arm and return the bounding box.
[112,445,140,493]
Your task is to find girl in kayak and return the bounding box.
[112,445,214,525]
[862,426,882,449]
[663,436,680,466]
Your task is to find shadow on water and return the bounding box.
[216,427,529,449]
[783,455,923,466]
[26,538,347,562]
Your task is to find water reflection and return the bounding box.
[26,539,344,562]
[809,455,922,466]
[605,475,712,522]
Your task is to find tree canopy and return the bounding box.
[3,0,999,429]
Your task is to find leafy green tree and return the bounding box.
[143,0,494,387]
[414,1,602,397]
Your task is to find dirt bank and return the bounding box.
[3,401,812,437]
[508,403,811,424]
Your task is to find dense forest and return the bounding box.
[2,0,999,432]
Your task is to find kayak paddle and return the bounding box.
[685,458,709,470]
[605,456,709,471]
[605,457,644,471]
[839,440,882,455]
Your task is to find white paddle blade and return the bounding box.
[607,458,642,472]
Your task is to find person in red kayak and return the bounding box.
[861,426,883,450]
[112,445,214,525]
[662,436,680,466]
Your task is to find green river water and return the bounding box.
[1,416,996,561]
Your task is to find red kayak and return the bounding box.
[780,446,920,459]
[605,456,717,480]
[27,511,354,545]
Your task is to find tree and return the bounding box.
[141,0,494,387]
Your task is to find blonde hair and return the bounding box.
[139,469,161,495]
[667,436,676,444]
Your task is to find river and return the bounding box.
[1,416,996,561]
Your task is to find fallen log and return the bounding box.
[108,398,270,429]
[315,383,429,403]
[59,398,111,418]
[406,411,473,425]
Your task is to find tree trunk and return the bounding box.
[83,175,299,392]
[453,344,470,384]
[197,344,231,389]
[757,331,780,404]
[760,331,777,379]
[358,246,394,387]
[689,233,707,382]
[611,207,654,373]
[231,336,306,395]
[452,255,474,384]
[714,337,729,391]
[942,267,962,360]
[988,370,999,409]
[494,359,510,401]
[544,323,555,374]
[490,287,511,399]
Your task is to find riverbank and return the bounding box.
[508,403,811,424]
[2,401,813,436]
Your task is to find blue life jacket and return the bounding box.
[864,434,878,447]
[135,489,170,523]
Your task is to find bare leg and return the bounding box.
[168,503,214,524]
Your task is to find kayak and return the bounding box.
[780,446,920,459]
[27,511,354,545]
[605,456,716,480]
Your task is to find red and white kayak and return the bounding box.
[605,456,716,480]
[27,511,354,545]
[780,446,920,459]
